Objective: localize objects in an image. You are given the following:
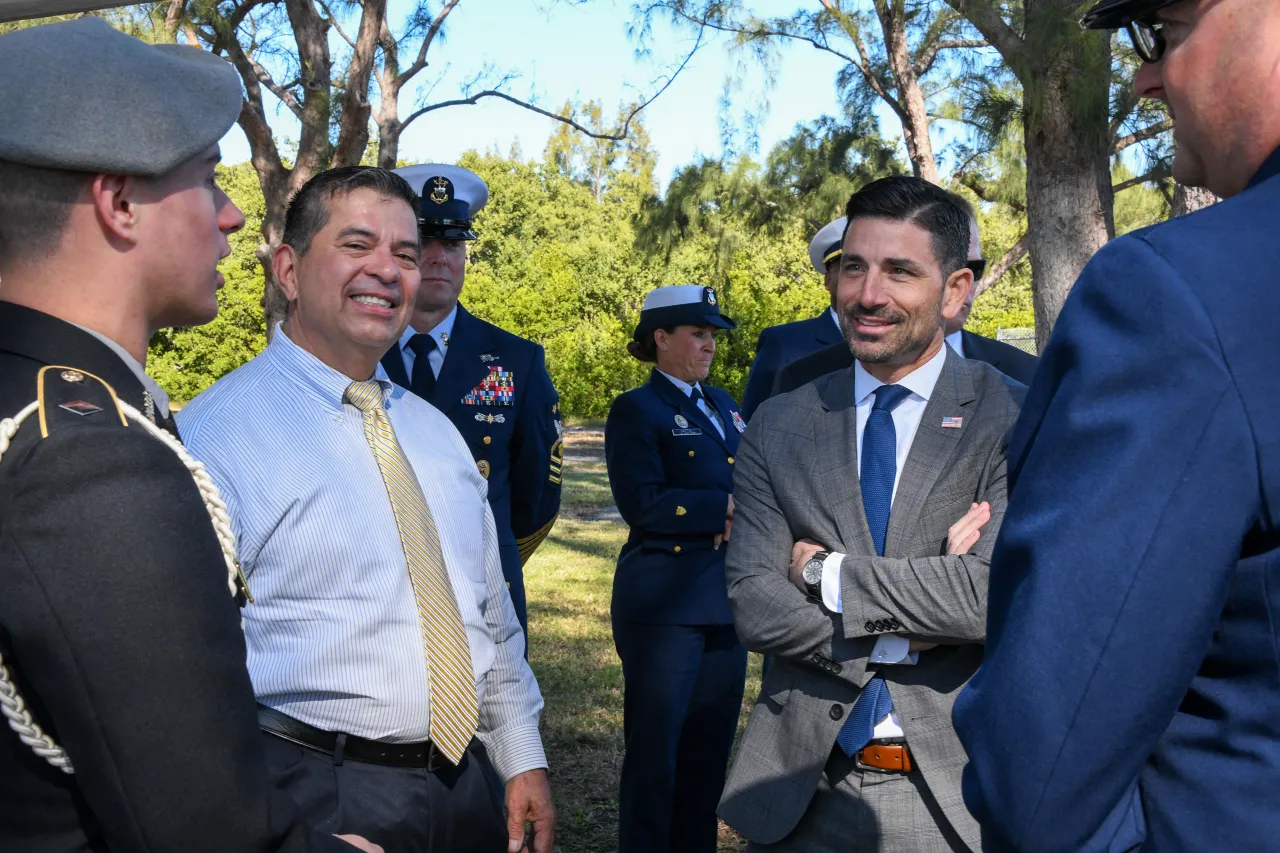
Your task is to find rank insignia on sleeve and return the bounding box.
[731,411,747,433]
[463,368,515,406]
[58,400,103,416]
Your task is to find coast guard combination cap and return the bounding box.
[1080,0,1180,28]
[808,217,848,275]
[634,285,736,342]
[393,163,488,241]
[0,18,242,176]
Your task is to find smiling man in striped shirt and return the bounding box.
[180,166,554,853]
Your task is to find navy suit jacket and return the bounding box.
[740,311,842,421]
[605,370,743,625]
[381,304,562,630]
[955,147,1280,853]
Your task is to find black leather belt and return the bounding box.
[257,704,450,771]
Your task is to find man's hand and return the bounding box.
[505,768,555,853]
[336,835,384,853]
[789,538,827,591]
[946,502,991,556]
[713,494,735,550]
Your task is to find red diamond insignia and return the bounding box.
[59,400,103,416]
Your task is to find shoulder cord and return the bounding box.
[0,399,242,774]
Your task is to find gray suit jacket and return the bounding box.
[719,348,1025,846]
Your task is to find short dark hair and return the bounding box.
[0,159,90,269]
[626,326,677,363]
[283,166,419,256]
[945,189,976,222]
[844,176,970,277]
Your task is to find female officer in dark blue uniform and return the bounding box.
[605,284,749,853]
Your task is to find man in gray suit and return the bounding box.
[719,176,1024,852]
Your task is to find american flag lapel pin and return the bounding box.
[941,416,963,429]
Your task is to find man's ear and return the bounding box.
[90,173,143,245]
[273,243,301,304]
[941,267,974,324]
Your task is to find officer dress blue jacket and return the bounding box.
[382,304,562,629]
[740,311,842,421]
[955,146,1280,853]
[605,370,744,626]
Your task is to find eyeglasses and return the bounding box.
[1126,19,1167,63]
[965,259,988,280]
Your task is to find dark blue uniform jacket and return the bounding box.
[382,304,561,631]
[606,370,743,626]
[740,312,841,421]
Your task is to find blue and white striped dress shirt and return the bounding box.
[178,327,546,781]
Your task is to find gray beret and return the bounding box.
[0,17,242,177]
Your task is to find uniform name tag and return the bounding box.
[672,428,703,436]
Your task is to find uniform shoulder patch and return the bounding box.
[36,365,128,439]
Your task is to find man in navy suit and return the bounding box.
[954,2,1280,851]
[772,194,1037,395]
[739,216,847,420]
[382,164,562,640]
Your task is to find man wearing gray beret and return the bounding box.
[0,18,376,853]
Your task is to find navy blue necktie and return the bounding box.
[690,386,725,437]
[407,334,437,400]
[837,383,911,757]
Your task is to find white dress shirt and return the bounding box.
[829,306,842,337]
[945,329,965,358]
[656,369,726,439]
[818,343,949,738]
[178,325,545,781]
[73,322,171,417]
[396,303,458,380]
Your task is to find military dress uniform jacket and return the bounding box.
[740,312,842,422]
[381,304,562,633]
[605,370,744,626]
[0,302,346,853]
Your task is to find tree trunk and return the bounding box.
[1171,183,1218,216]
[874,0,939,184]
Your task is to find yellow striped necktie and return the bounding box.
[344,380,479,763]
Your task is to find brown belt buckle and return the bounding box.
[854,739,913,774]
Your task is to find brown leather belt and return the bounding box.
[257,704,449,771]
[855,740,914,774]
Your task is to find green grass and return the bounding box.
[524,431,761,852]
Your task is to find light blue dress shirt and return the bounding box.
[396,304,458,380]
[178,326,546,780]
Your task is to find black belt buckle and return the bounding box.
[425,741,444,773]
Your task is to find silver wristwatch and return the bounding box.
[802,551,830,600]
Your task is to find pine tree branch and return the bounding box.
[396,0,463,89]
[939,0,1026,70]
[1112,166,1166,193]
[975,232,1029,298]
[913,38,987,77]
[318,0,356,49]
[1112,118,1173,154]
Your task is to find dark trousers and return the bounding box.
[613,620,748,853]
[499,540,528,641]
[261,731,508,853]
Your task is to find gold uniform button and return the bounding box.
[483,436,492,445]
[688,450,695,457]
[674,546,681,553]
[727,456,735,464]
[675,506,687,516]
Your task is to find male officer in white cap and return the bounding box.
[0,18,375,853]
[739,216,847,421]
[382,164,563,642]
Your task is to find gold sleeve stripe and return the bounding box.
[517,515,558,563]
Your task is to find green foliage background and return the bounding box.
[148,117,1169,416]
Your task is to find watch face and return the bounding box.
[803,558,824,586]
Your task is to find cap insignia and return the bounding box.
[429,176,452,205]
[704,287,717,306]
